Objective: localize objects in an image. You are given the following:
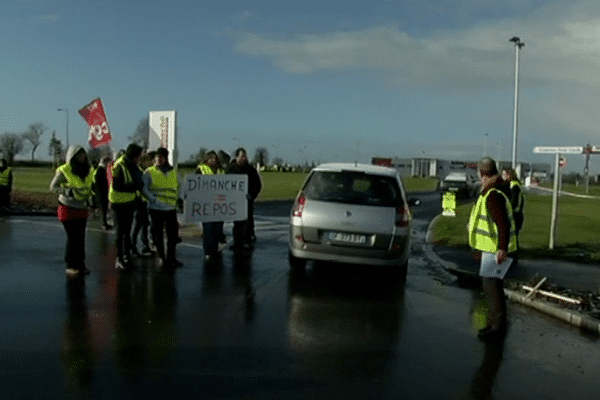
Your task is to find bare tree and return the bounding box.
[252,147,269,167]
[0,132,25,165]
[22,122,46,161]
[48,130,64,169]
[128,117,149,148]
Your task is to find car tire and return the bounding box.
[288,251,307,273]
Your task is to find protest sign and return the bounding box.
[183,174,248,222]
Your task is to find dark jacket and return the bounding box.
[112,157,144,195]
[227,162,262,200]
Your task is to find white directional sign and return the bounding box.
[533,146,583,154]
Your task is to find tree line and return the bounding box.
[0,122,50,165]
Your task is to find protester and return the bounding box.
[0,158,13,209]
[468,157,517,340]
[501,167,524,238]
[131,151,155,256]
[226,148,262,249]
[50,146,94,276]
[143,147,183,269]
[93,155,112,230]
[109,143,144,271]
[196,150,225,262]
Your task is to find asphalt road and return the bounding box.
[1,195,600,399]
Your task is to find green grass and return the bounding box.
[11,166,438,205]
[431,192,600,264]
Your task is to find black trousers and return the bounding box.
[0,185,10,208]
[113,202,136,262]
[131,201,150,248]
[149,209,178,261]
[97,192,110,225]
[62,217,87,270]
[233,199,255,245]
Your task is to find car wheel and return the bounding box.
[288,251,307,273]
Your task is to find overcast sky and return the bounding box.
[2,0,600,172]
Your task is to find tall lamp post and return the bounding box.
[57,108,69,149]
[509,36,524,169]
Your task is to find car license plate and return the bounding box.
[326,231,370,246]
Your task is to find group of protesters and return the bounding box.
[50,143,261,277]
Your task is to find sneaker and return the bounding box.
[103,223,113,230]
[115,259,131,271]
[65,268,79,276]
[140,246,155,256]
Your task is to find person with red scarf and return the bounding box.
[50,145,94,277]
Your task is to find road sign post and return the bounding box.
[532,146,583,250]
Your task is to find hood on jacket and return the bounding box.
[65,145,87,165]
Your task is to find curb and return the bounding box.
[425,213,600,335]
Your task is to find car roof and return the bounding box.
[311,162,399,177]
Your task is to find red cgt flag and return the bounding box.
[78,98,113,148]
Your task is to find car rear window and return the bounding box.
[302,171,402,206]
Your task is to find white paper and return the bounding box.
[479,252,513,279]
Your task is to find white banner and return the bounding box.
[149,111,177,165]
[183,174,248,222]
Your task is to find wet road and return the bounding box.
[1,196,600,399]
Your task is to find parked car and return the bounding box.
[288,163,418,279]
[439,171,480,198]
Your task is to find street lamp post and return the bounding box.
[57,108,69,148]
[509,36,524,169]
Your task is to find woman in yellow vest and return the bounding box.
[468,157,517,340]
[50,146,94,276]
[110,143,144,271]
[143,147,182,269]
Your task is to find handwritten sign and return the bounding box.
[183,174,248,222]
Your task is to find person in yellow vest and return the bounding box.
[0,158,13,210]
[501,167,524,239]
[442,190,456,216]
[468,157,517,340]
[143,147,183,269]
[110,143,144,271]
[131,151,155,256]
[195,150,225,262]
[50,146,94,276]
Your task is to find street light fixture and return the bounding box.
[57,108,69,148]
[509,36,524,169]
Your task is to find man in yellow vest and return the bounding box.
[501,167,524,239]
[110,143,144,270]
[468,157,517,340]
[0,158,12,210]
[143,147,182,269]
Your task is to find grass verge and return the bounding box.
[430,191,600,264]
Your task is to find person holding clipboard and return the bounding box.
[467,157,518,340]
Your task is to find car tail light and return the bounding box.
[395,204,411,227]
[292,195,306,217]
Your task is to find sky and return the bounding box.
[3,0,600,173]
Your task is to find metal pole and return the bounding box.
[66,109,69,149]
[510,37,524,169]
[549,153,560,250]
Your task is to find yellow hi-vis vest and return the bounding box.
[57,164,94,201]
[510,180,524,214]
[468,188,518,253]
[109,157,138,204]
[442,191,456,211]
[146,166,179,207]
[0,168,11,186]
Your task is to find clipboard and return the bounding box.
[479,251,513,279]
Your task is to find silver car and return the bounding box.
[289,163,415,278]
